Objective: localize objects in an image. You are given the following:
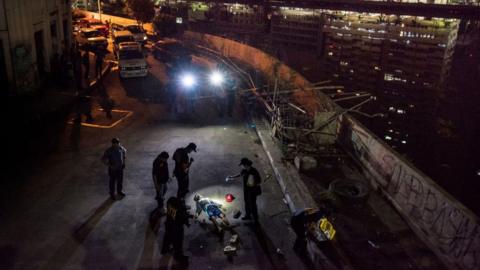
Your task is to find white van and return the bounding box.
[118,42,148,78]
[123,24,148,45]
[113,30,135,57]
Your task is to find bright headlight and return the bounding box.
[209,71,224,86]
[180,73,196,88]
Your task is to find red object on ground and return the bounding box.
[225,193,235,202]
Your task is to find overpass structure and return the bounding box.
[205,0,480,19]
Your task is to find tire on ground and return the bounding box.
[329,179,370,204]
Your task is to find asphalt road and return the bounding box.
[0,45,339,270]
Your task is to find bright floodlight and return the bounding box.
[181,73,196,88]
[209,71,224,86]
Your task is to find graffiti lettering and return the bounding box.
[337,116,480,270]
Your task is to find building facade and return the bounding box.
[0,0,72,95]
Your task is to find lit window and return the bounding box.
[389,107,395,111]
[340,61,348,66]
[384,73,394,81]
[397,109,405,114]
[401,140,407,144]
[374,66,380,70]
[328,52,333,56]
[385,136,392,140]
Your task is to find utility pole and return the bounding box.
[97,0,102,21]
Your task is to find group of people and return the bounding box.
[81,45,108,81]
[101,137,336,263]
[101,138,265,263]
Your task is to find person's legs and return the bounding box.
[243,191,252,219]
[84,64,89,79]
[176,175,188,198]
[210,217,221,231]
[220,213,230,226]
[251,194,259,221]
[117,170,124,195]
[293,236,308,254]
[157,183,167,209]
[108,169,115,197]
[161,226,173,254]
[173,228,186,259]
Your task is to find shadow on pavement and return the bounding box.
[250,223,290,270]
[137,214,163,270]
[119,72,166,103]
[39,198,114,270]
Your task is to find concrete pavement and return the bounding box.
[0,47,335,270]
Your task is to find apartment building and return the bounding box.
[0,0,72,95]
[270,8,322,51]
[321,13,458,148]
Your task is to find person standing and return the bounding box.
[291,208,328,254]
[227,158,262,223]
[95,48,105,78]
[82,51,90,79]
[102,138,127,200]
[152,151,170,213]
[161,196,189,263]
[172,143,197,198]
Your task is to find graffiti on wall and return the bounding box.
[337,115,480,270]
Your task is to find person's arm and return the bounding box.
[195,201,202,217]
[152,161,160,190]
[227,171,242,180]
[122,147,127,169]
[101,150,109,166]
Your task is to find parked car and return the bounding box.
[152,39,191,64]
[79,18,109,37]
[112,30,135,58]
[123,24,148,44]
[75,28,108,50]
[118,42,148,78]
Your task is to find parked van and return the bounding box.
[123,24,148,45]
[118,42,148,78]
[113,30,135,57]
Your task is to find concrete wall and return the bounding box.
[2,0,72,93]
[336,114,480,270]
[182,31,480,270]
[82,11,155,34]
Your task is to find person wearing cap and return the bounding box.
[152,151,170,213]
[102,138,127,199]
[227,158,262,222]
[172,143,197,198]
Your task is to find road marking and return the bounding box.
[68,109,133,129]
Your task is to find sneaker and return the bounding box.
[118,192,126,196]
[109,194,115,200]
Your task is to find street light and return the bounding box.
[209,71,224,86]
